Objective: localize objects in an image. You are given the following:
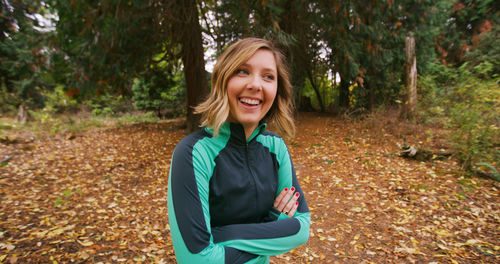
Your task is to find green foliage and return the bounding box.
[302,71,337,111]
[61,189,71,199]
[54,197,64,206]
[29,110,67,135]
[0,83,19,114]
[419,62,499,173]
[1,0,497,130]
[118,112,158,123]
[131,68,186,117]
[438,0,499,66]
[84,93,131,117]
[53,0,165,95]
[54,189,72,206]
[476,162,500,182]
[0,0,56,111]
[464,26,500,76]
[42,86,79,114]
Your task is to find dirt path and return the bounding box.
[0,114,498,263]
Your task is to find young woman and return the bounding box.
[167,38,310,263]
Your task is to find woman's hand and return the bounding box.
[273,187,300,217]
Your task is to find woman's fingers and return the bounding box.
[275,187,295,211]
[282,191,300,216]
[286,201,299,217]
[273,187,289,209]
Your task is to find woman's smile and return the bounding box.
[239,97,261,107]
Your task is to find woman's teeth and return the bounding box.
[240,98,260,106]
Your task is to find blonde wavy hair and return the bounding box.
[195,37,295,138]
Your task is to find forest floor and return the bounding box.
[0,112,498,263]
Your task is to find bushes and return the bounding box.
[131,69,186,117]
[85,94,131,117]
[42,86,79,114]
[419,62,499,175]
[447,64,499,172]
[118,112,158,123]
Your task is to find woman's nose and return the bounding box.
[247,75,262,91]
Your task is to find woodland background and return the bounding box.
[0,0,499,263]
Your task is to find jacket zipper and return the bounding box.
[245,142,259,212]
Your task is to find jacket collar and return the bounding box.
[206,122,267,144]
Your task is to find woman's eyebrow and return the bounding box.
[240,63,277,74]
[241,63,276,73]
[263,68,277,74]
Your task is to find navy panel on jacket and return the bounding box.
[209,123,279,227]
[212,217,301,243]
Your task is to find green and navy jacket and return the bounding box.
[167,122,310,263]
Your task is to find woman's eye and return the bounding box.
[236,69,249,75]
[264,74,275,81]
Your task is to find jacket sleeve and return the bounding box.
[210,137,310,256]
[167,139,265,264]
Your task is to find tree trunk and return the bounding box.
[402,32,417,120]
[175,0,209,133]
[16,104,29,124]
[366,80,375,112]
[279,0,309,113]
[307,71,325,112]
[339,77,350,109]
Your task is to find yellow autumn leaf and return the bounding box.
[34,230,48,238]
[435,229,451,237]
[77,240,94,247]
[133,256,145,262]
[394,207,409,214]
[465,239,483,245]
[303,176,310,184]
[394,247,418,254]
[351,207,362,212]
[48,228,65,238]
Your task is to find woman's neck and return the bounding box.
[242,123,258,140]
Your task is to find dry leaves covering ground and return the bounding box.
[0,112,498,263]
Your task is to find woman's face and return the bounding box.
[226,49,278,131]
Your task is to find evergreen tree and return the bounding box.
[438,0,499,66]
[54,0,164,95]
[317,0,449,111]
[54,0,208,130]
[0,0,54,110]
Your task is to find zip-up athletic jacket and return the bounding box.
[167,122,310,263]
